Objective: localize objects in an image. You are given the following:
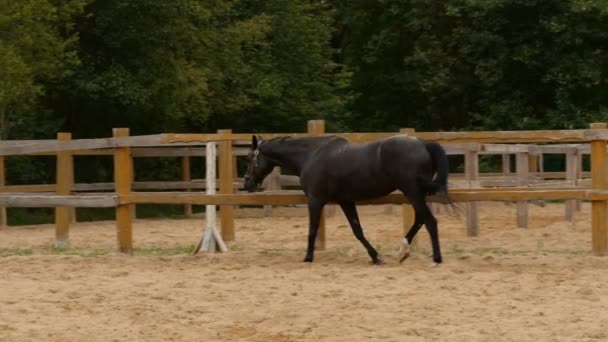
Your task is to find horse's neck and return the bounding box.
[260,138,320,175]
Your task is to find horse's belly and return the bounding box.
[333,181,395,201]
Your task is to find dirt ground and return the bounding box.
[2,201,608,342]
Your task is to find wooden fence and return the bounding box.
[1,120,608,256]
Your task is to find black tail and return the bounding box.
[423,141,449,195]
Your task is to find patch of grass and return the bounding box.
[227,244,246,251]
[0,248,34,257]
[471,247,510,255]
[50,246,110,257]
[448,244,465,255]
[375,244,391,256]
[543,248,589,256]
[536,240,545,251]
[133,245,195,256]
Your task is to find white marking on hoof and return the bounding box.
[398,238,411,263]
[428,262,440,268]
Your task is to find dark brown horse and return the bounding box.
[243,134,450,265]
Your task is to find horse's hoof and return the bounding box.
[303,257,313,263]
[428,262,441,268]
[398,241,411,263]
[399,252,410,264]
[371,257,385,265]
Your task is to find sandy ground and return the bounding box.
[1,202,608,342]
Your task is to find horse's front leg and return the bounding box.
[303,197,325,262]
[339,201,383,265]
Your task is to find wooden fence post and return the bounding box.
[0,155,6,227]
[516,152,529,228]
[218,129,235,241]
[308,120,327,250]
[576,147,584,211]
[233,154,239,215]
[54,133,73,248]
[465,149,479,236]
[565,148,578,223]
[263,167,281,216]
[590,123,608,255]
[181,156,193,217]
[502,154,511,174]
[113,128,134,254]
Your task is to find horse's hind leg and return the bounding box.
[399,188,443,264]
[303,197,326,263]
[399,202,424,263]
[423,205,442,264]
[397,186,426,263]
[404,189,443,265]
[339,201,382,265]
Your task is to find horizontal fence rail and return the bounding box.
[2,129,608,155]
[1,120,607,256]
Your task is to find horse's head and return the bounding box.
[243,135,275,192]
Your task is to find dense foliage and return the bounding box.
[3,0,608,138]
[1,0,608,191]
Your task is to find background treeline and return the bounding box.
[1,0,608,220]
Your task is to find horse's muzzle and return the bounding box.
[243,177,262,193]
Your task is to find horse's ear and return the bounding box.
[252,135,258,149]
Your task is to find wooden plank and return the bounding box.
[55,133,73,248]
[590,123,608,256]
[2,129,604,157]
[122,188,593,206]
[181,156,193,217]
[516,153,529,228]
[0,134,160,155]
[0,194,118,207]
[0,156,6,226]
[4,175,588,194]
[0,134,218,156]
[23,146,249,157]
[133,147,206,157]
[440,143,479,155]
[71,149,114,156]
[4,180,244,193]
[465,150,479,236]
[415,129,595,143]
[0,139,56,146]
[218,129,235,241]
[482,144,529,154]
[1,184,56,192]
[163,129,605,145]
[448,171,591,180]
[531,144,582,154]
[2,129,607,157]
[113,128,134,255]
[308,120,327,250]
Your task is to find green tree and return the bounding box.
[55,0,349,137]
[0,0,87,139]
[331,0,608,131]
